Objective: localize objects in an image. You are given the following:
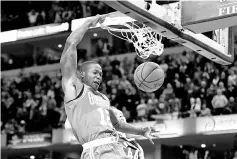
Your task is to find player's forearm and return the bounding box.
[66,19,93,45]
[60,19,93,75]
[115,121,146,136]
[108,108,145,135]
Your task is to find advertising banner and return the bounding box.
[7,132,52,148]
[123,114,237,140]
[196,114,237,134]
[17,23,69,40]
[0,22,69,43]
[0,30,17,43]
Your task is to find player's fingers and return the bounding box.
[99,15,108,24]
[150,127,157,132]
[151,130,160,134]
[89,15,100,27]
[95,15,103,23]
[150,133,159,138]
[148,137,154,145]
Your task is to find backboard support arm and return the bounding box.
[104,0,234,65]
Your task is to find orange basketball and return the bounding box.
[134,62,164,92]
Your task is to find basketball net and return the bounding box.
[101,20,164,59]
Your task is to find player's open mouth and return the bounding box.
[93,81,100,86]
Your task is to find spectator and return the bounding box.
[36,9,46,25]
[206,83,217,107]
[171,98,181,119]
[1,1,111,32]
[211,89,228,115]
[190,97,201,117]
[220,71,228,86]
[62,6,72,22]
[107,74,120,89]
[157,94,170,115]
[198,80,207,100]
[223,96,237,114]
[199,102,211,117]
[228,69,237,86]
[28,9,39,26]
[136,99,148,122]
[54,10,62,23]
[226,84,237,98]
[121,106,131,122]
[120,75,132,90]
[212,73,220,86]
[147,96,159,121]
[218,81,227,95]
[174,81,186,102]
[163,83,175,99]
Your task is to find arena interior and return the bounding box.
[1,1,237,159]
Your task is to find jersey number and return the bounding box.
[97,108,113,128]
[126,148,139,159]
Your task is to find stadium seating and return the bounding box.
[1,0,237,137]
[1,52,237,135]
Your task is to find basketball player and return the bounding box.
[60,15,157,159]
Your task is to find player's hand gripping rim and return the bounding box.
[142,127,159,145]
[89,14,108,28]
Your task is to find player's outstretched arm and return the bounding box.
[108,107,158,144]
[60,15,106,101]
[60,15,105,83]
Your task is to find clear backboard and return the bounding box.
[101,0,236,65]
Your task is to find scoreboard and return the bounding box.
[181,0,237,33]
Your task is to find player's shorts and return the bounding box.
[81,135,144,159]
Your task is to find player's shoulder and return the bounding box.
[98,92,110,102]
[110,106,123,115]
[64,82,89,106]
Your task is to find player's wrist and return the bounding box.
[138,127,146,136]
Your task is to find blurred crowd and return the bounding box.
[1,1,112,32]
[1,0,237,137]
[1,51,237,135]
[1,33,178,71]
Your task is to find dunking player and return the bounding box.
[60,15,157,159]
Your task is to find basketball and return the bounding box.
[134,62,164,92]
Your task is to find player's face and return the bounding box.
[84,64,102,90]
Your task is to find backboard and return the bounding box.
[181,0,237,33]
[103,0,236,65]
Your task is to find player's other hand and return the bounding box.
[142,126,159,145]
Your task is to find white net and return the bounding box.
[101,21,164,59]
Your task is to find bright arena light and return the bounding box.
[201,144,206,148]
[30,155,35,159]
[58,44,62,48]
